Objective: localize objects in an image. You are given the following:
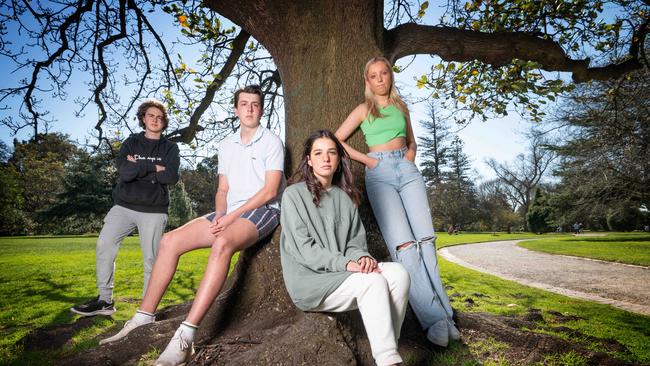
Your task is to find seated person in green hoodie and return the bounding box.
[280,130,410,366]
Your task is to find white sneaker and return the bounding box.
[154,328,195,366]
[99,318,150,345]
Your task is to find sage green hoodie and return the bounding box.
[280,182,371,310]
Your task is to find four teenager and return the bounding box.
[79,63,458,365]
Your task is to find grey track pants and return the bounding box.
[96,205,168,301]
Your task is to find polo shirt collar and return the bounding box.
[237,125,265,146]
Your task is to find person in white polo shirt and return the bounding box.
[99,85,285,366]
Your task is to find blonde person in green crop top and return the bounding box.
[335,57,460,347]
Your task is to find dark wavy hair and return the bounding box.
[136,99,168,130]
[292,130,361,207]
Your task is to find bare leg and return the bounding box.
[140,217,217,313]
[185,218,259,325]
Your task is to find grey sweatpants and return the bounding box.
[96,205,168,302]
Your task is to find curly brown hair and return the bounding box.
[136,99,169,130]
[292,130,361,207]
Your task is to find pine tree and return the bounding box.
[526,188,552,233]
[418,102,451,186]
[430,136,478,229]
[168,179,195,229]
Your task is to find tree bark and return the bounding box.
[59,0,646,364]
[65,1,422,364]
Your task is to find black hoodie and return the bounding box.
[113,132,180,213]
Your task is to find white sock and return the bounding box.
[133,309,155,324]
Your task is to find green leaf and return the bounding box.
[416,75,428,89]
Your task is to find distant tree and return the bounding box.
[430,136,477,229]
[168,179,195,229]
[7,133,78,234]
[0,140,10,163]
[0,141,27,235]
[606,201,644,231]
[418,102,452,185]
[0,164,28,235]
[550,69,649,226]
[546,187,609,231]
[181,155,218,216]
[527,188,553,233]
[447,137,473,189]
[487,131,555,218]
[43,149,116,234]
[475,179,521,233]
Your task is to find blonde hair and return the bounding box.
[363,57,409,122]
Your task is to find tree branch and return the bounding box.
[171,29,250,144]
[384,22,646,82]
[93,0,127,146]
[23,0,94,140]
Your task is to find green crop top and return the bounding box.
[360,104,407,147]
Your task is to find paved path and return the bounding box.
[439,240,650,316]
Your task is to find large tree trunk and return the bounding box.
[214,0,384,168]
[211,0,393,254]
[57,1,649,364]
[65,1,432,364]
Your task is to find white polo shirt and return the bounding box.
[218,126,285,213]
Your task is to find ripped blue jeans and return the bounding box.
[365,148,454,333]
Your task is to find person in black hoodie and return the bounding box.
[71,99,180,316]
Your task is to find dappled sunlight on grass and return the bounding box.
[439,254,650,363]
[433,232,650,364]
[0,235,239,365]
[2,233,648,364]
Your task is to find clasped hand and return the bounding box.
[346,256,380,273]
[127,155,165,171]
[210,213,235,236]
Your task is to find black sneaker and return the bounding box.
[70,296,115,316]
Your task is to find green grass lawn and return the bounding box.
[517,233,650,267]
[0,235,235,365]
[2,232,649,365]
[437,256,650,364]
[436,232,547,248]
[436,232,650,365]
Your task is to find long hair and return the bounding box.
[292,130,361,207]
[363,56,409,122]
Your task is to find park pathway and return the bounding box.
[438,240,650,316]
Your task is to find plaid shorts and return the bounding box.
[205,205,280,239]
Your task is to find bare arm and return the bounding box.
[404,111,417,162]
[334,104,378,168]
[210,174,229,224]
